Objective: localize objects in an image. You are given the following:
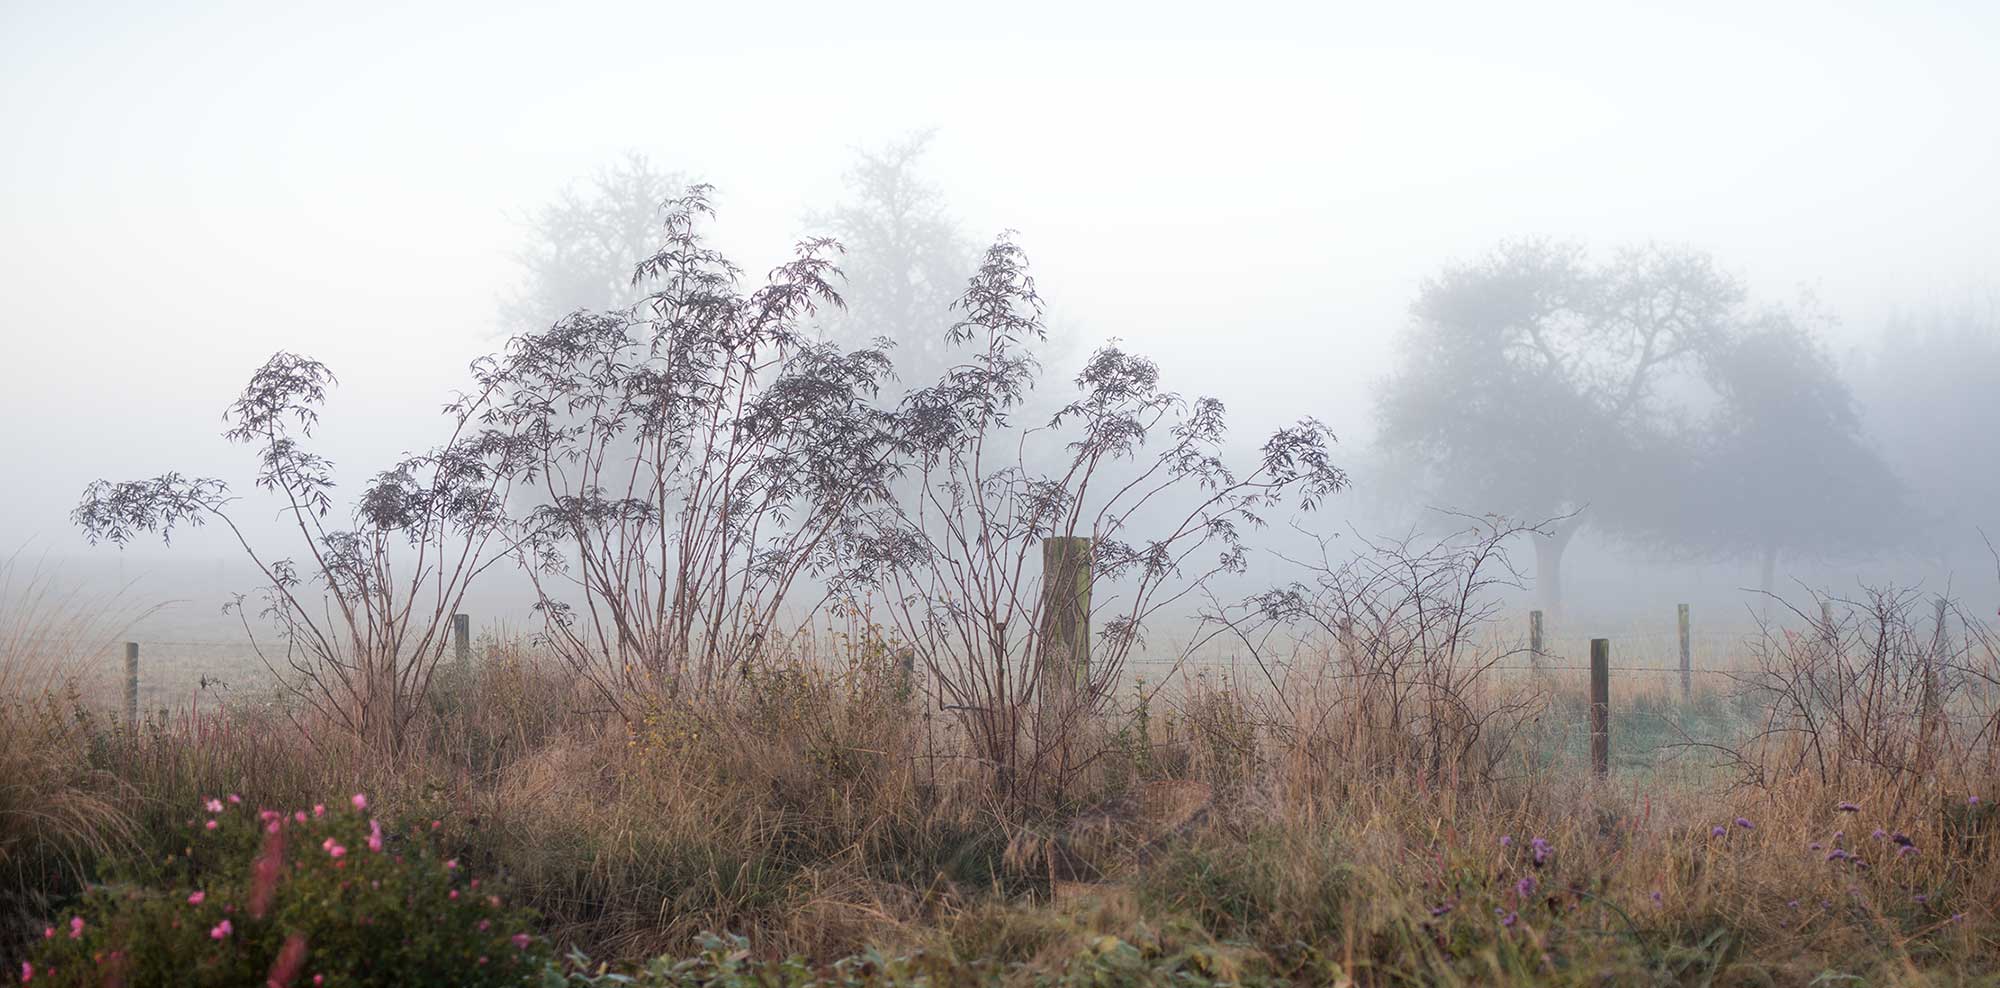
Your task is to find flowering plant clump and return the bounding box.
[19,793,546,987]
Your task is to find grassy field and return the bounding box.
[3,582,1997,987]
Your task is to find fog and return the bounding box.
[4,0,1997,653]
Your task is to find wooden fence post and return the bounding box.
[1677,604,1691,700]
[1529,610,1544,672]
[452,614,472,681]
[1039,537,1093,695]
[1590,638,1610,778]
[124,641,139,733]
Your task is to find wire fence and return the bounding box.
[64,600,1967,727]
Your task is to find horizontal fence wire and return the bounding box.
[70,606,1884,712]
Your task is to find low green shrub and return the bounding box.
[19,792,547,987]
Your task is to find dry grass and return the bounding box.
[0,553,141,941]
[4,583,1998,984]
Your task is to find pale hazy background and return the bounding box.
[4,0,1995,671]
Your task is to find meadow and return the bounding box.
[4,554,1996,988]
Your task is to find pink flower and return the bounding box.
[227,794,242,804]
[367,819,383,853]
[511,933,531,949]
[188,891,206,905]
[69,916,84,939]
[42,926,54,939]
[449,890,459,900]
[430,820,441,830]
[21,961,32,982]
[444,859,458,870]
[205,798,224,813]
[210,919,233,940]
[312,804,326,818]
[206,819,219,831]
[314,977,323,986]
[350,793,368,811]
[294,811,308,823]
[328,844,346,859]
[477,920,490,932]
[267,932,308,987]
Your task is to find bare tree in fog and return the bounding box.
[500,152,685,338]
[488,187,899,707]
[1376,240,1742,617]
[860,237,1348,800]
[73,354,527,752]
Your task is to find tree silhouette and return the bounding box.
[1376,240,1742,616]
[1669,317,1906,600]
[500,152,685,338]
[809,131,979,390]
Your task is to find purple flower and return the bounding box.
[1898,845,1918,858]
[1914,893,1928,903]
[1971,796,1982,806]
[1735,817,1754,830]
[1891,833,1914,848]
[1871,829,1887,841]
[1516,876,1537,898]
[1649,890,1663,907]
[1837,801,1860,813]
[1826,849,1848,862]
[1501,911,1518,927]
[1529,837,1551,866]
[1430,904,1453,917]
[1711,825,1726,838]
[1787,900,1799,910]
[1809,842,1822,851]
[1499,835,1514,848]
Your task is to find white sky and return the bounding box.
[2,0,1995,561]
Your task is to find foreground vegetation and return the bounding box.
[5,592,1997,987]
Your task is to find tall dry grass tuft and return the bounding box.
[0,552,139,943]
[458,636,1015,961]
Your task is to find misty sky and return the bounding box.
[3,0,1995,562]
